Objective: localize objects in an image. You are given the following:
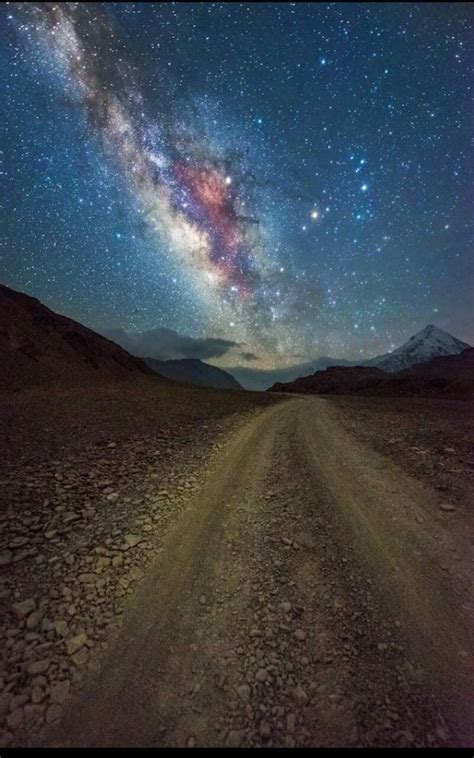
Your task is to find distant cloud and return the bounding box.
[240,352,259,362]
[104,327,238,361]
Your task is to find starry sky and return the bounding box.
[1,2,473,369]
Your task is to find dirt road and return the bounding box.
[46,397,474,747]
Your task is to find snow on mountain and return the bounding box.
[364,325,470,373]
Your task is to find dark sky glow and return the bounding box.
[1,2,473,368]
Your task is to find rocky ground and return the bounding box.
[0,380,279,747]
[326,397,474,518]
[1,389,472,748]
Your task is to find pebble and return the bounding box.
[71,648,89,669]
[6,708,24,730]
[0,695,10,718]
[12,598,36,620]
[227,729,244,747]
[122,534,143,549]
[31,687,45,704]
[50,680,70,705]
[55,620,69,638]
[46,704,62,725]
[259,721,271,740]
[26,610,44,631]
[292,684,309,705]
[26,659,51,676]
[237,684,251,702]
[67,633,88,656]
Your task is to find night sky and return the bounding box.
[1,2,473,369]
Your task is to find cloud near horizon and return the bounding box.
[104,327,239,362]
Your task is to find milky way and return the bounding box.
[2,3,472,368]
[13,2,283,355]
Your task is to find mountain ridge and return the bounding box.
[143,357,242,390]
[268,347,474,399]
[0,284,155,392]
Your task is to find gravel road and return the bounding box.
[41,397,473,748]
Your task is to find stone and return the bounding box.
[255,668,269,683]
[62,512,80,525]
[111,554,123,568]
[259,721,271,740]
[281,601,291,613]
[439,503,456,512]
[0,732,13,748]
[292,684,309,705]
[287,713,296,733]
[31,676,48,689]
[294,629,307,641]
[26,610,44,631]
[0,695,10,718]
[227,729,244,747]
[6,708,23,730]
[122,534,143,549]
[31,687,45,704]
[27,659,50,676]
[46,704,62,725]
[237,684,251,702]
[66,633,88,656]
[79,573,96,584]
[0,551,13,567]
[12,598,36,620]
[71,648,89,669]
[199,595,207,605]
[23,703,45,723]
[50,680,70,705]
[55,620,69,638]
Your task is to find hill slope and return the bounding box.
[144,357,242,390]
[0,284,154,392]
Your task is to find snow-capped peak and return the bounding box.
[365,325,470,373]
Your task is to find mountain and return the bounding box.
[269,348,474,400]
[0,284,154,392]
[364,325,470,373]
[387,347,474,399]
[225,357,358,391]
[269,366,386,395]
[232,325,470,390]
[144,357,242,390]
